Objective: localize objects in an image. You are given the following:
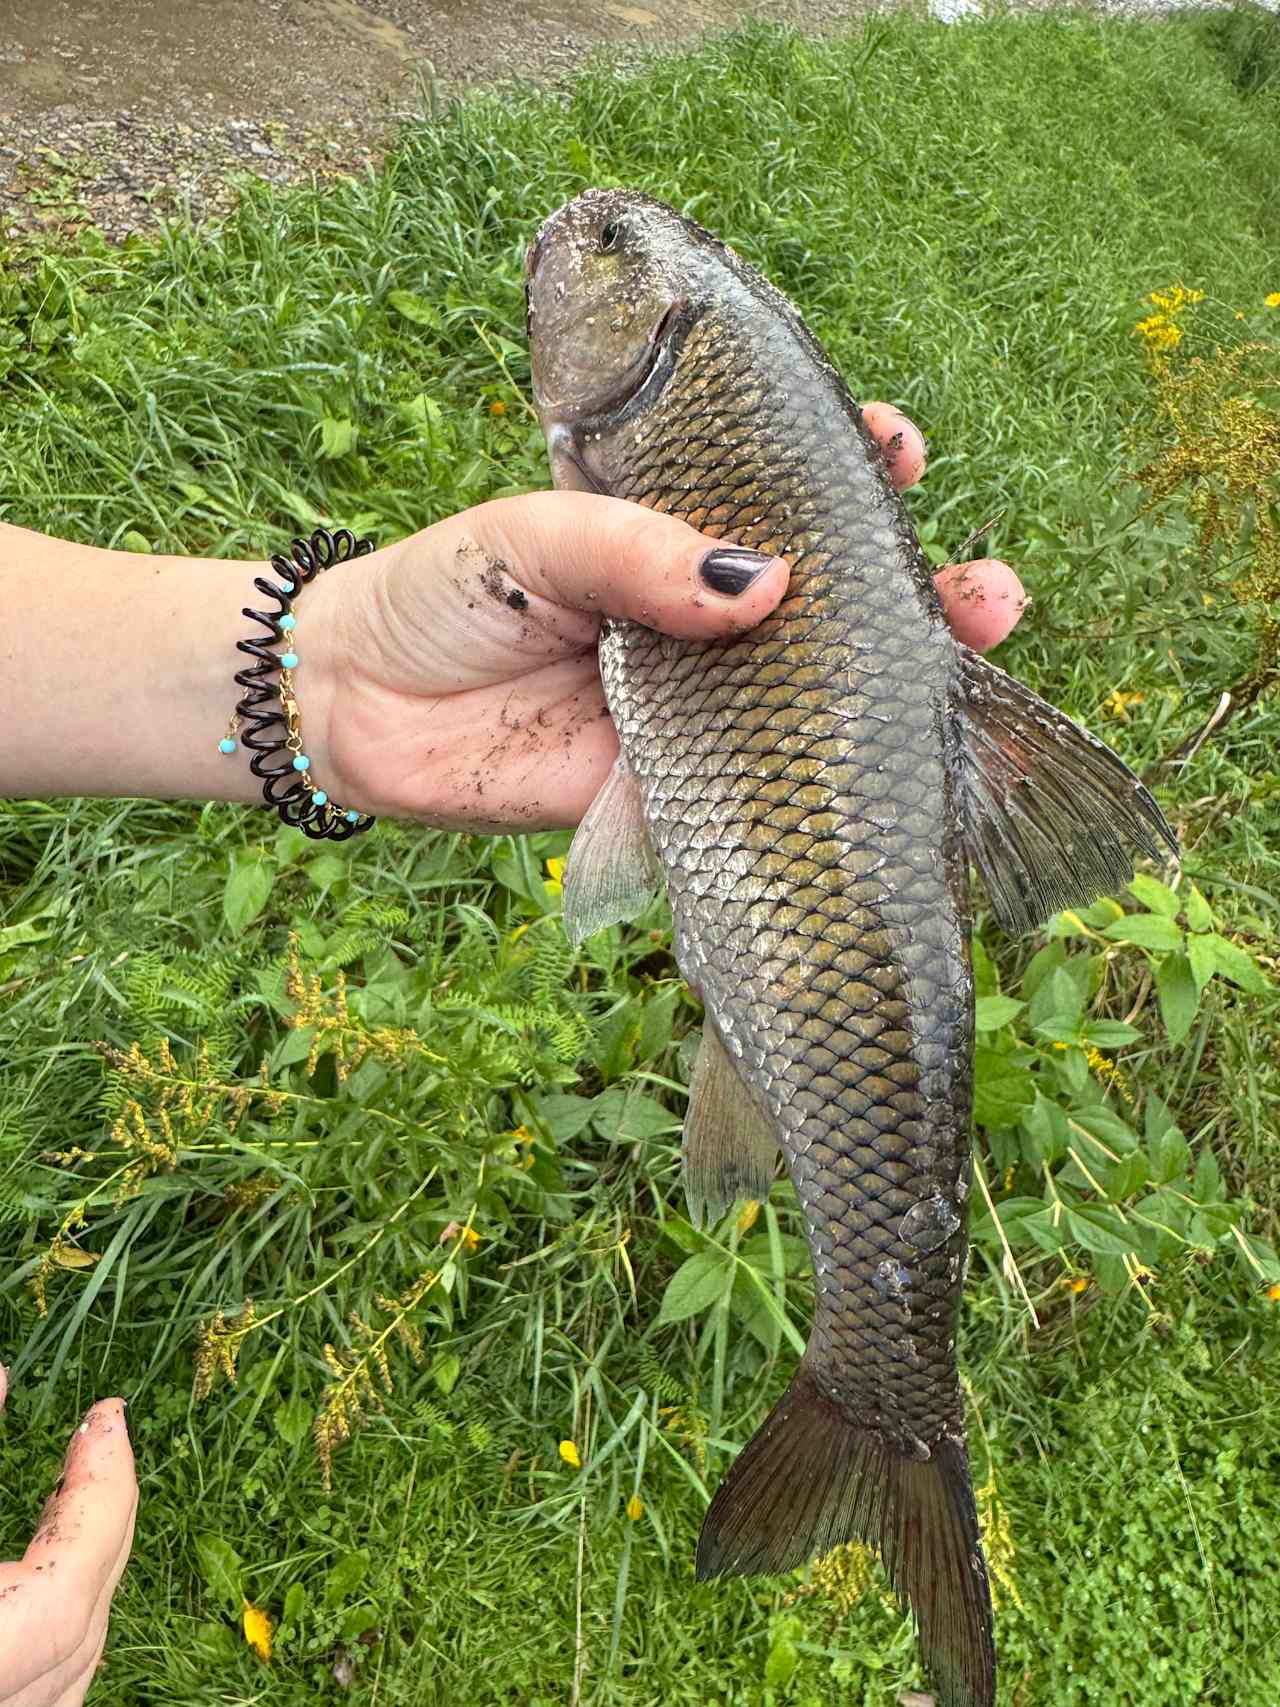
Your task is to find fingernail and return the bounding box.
[698,547,777,597]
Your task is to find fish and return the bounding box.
[524,188,1176,1707]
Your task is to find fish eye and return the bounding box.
[600,219,622,253]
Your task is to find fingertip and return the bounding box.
[63,1397,135,1484]
[934,558,1028,651]
[0,1362,7,1412]
[862,401,927,489]
[691,549,790,636]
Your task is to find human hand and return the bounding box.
[0,1376,136,1707]
[309,404,1025,832]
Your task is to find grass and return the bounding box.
[1,10,1279,1706]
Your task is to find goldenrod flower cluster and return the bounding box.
[1135,284,1205,353]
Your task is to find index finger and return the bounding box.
[24,1399,137,1605]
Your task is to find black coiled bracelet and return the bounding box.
[222,528,377,843]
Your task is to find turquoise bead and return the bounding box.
[278,614,297,631]
[292,754,309,771]
[218,737,237,754]
[345,810,359,823]
[280,651,299,669]
[312,790,328,806]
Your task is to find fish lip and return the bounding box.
[544,421,609,494]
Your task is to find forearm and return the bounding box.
[0,523,341,806]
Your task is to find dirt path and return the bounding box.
[0,0,880,241]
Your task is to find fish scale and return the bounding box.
[528,187,1174,1706]
[601,308,972,1450]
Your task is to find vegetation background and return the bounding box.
[1,9,1278,1705]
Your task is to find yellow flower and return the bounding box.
[1063,1275,1089,1295]
[1265,293,1280,309]
[626,1493,644,1521]
[490,399,507,415]
[439,1220,480,1252]
[544,857,567,898]
[1149,285,1204,312]
[736,1199,760,1235]
[243,1602,273,1662]
[1103,689,1145,720]
[1135,314,1182,352]
[1266,1282,1280,1302]
[559,1439,582,1468]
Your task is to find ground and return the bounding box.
[0,0,883,241]
[1,0,1261,242]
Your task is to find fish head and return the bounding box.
[526,188,719,492]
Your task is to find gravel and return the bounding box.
[0,0,1270,245]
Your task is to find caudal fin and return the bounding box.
[696,1363,995,1707]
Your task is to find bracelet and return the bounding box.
[221,528,377,842]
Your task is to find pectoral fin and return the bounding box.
[683,1020,779,1229]
[956,646,1178,934]
[561,751,662,948]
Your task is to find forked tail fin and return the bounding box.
[696,1362,995,1707]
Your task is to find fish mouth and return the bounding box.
[542,298,691,493]
[586,298,685,419]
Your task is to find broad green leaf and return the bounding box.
[1021,941,1067,1003]
[224,851,273,932]
[637,987,680,1064]
[388,289,442,328]
[656,1251,733,1325]
[1079,1020,1143,1047]
[1071,1105,1140,1153]
[1128,874,1181,917]
[1194,1148,1223,1203]
[1103,913,1185,954]
[1019,1093,1067,1166]
[195,1533,244,1610]
[592,1088,676,1142]
[1156,952,1199,1045]
[306,852,348,890]
[1184,885,1213,933]
[1148,1122,1191,1185]
[324,1549,371,1607]
[433,1353,461,1395]
[1066,1204,1136,1256]
[1022,1207,1069,1254]
[764,1634,799,1689]
[318,415,357,458]
[1204,933,1270,994]
[282,1583,306,1629]
[273,1395,312,1448]
[1186,931,1218,993]
[974,995,1025,1031]
[532,1093,596,1142]
[1191,1202,1241,1241]
[972,1046,1035,1128]
[994,1196,1054,1223]
[730,1268,781,1354]
[1105,1151,1149,1202]
[1232,1229,1280,1284]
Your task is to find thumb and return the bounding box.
[447,490,791,639]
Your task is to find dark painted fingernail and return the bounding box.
[698,547,777,597]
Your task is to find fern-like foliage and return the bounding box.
[122,949,240,1065]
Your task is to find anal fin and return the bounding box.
[956,645,1178,935]
[683,1020,778,1229]
[561,751,661,948]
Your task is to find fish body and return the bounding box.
[526,189,1174,1707]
